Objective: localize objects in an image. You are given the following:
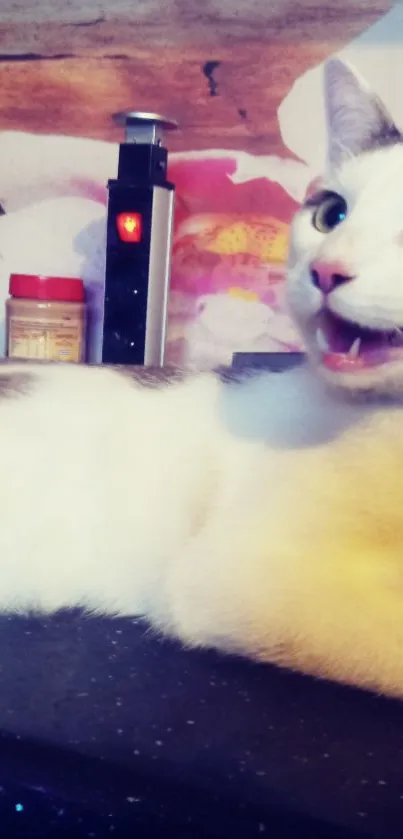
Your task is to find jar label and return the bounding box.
[7,316,85,363]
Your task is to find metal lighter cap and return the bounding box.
[112,111,179,145]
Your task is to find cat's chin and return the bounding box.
[311,351,403,401]
[291,305,403,399]
[320,347,403,373]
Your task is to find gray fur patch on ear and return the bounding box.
[324,58,402,169]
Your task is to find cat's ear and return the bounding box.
[324,57,401,169]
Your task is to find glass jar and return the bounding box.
[6,273,86,363]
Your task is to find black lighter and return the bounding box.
[101,111,178,365]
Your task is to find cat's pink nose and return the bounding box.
[310,259,353,294]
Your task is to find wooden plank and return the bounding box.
[0,0,394,155]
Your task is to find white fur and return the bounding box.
[288,143,403,339]
[3,60,403,701]
[288,61,403,394]
[2,359,403,700]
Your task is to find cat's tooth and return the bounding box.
[348,338,361,358]
[316,328,330,353]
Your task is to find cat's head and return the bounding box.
[287,58,403,397]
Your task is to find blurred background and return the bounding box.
[0,0,398,367]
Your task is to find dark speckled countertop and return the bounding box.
[0,610,401,839]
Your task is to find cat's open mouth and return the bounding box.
[315,309,403,372]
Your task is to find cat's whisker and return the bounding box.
[332,137,356,162]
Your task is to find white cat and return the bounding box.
[1,57,403,699]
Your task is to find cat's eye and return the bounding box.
[312,194,347,233]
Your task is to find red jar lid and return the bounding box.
[9,274,84,302]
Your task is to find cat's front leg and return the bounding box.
[153,512,403,700]
[153,511,294,663]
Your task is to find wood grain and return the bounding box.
[0,0,394,155]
